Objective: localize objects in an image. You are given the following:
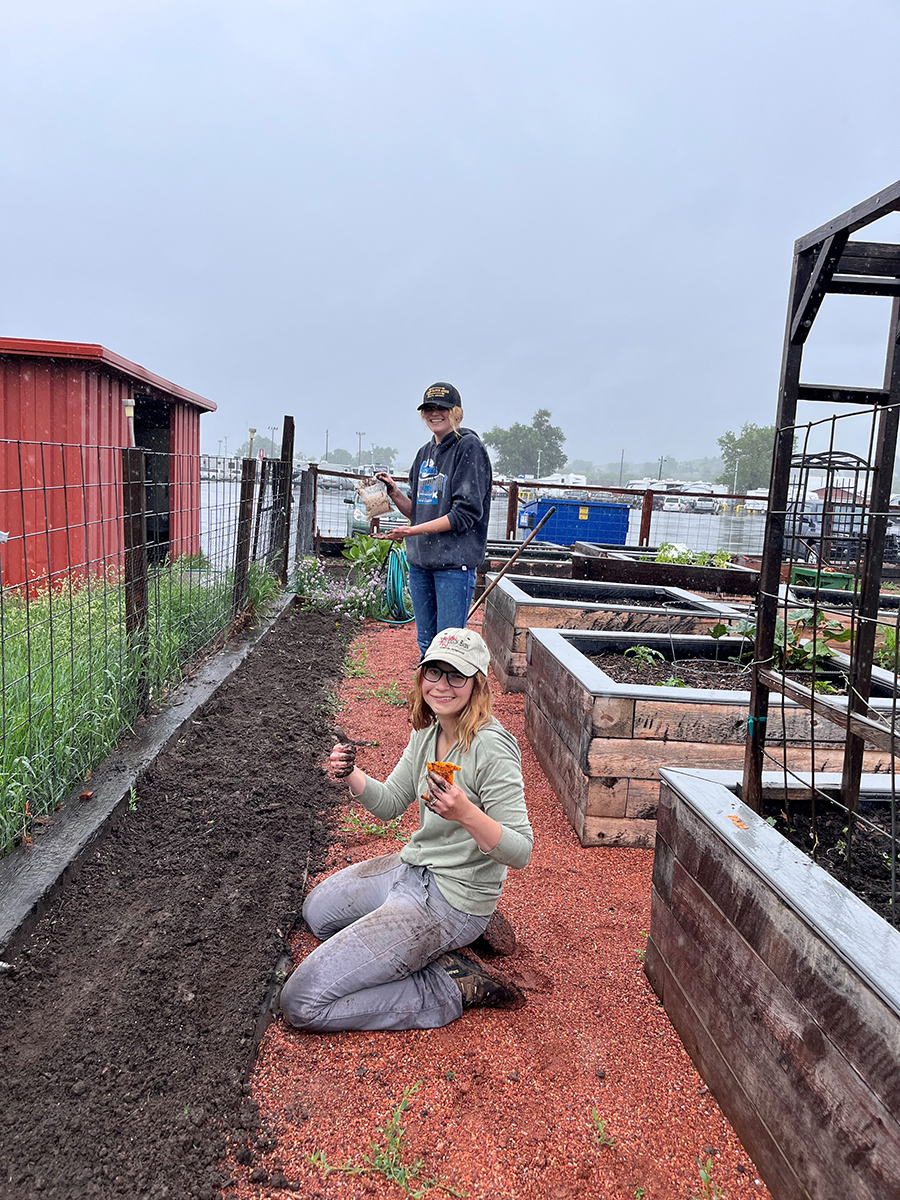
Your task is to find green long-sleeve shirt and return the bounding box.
[357,717,533,915]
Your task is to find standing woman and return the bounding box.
[376,382,492,657]
[279,628,532,1032]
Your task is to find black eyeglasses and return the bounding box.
[422,665,471,688]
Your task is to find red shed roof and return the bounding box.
[0,337,216,412]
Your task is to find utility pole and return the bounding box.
[733,455,742,494]
[658,455,667,480]
[268,425,277,456]
[356,431,366,472]
[618,449,625,487]
[325,429,329,461]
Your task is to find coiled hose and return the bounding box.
[378,542,415,624]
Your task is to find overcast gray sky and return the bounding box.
[2,0,900,468]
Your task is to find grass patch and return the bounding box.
[1,558,281,855]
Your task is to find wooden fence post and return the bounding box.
[296,468,316,558]
[122,447,149,639]
[505,482,519,541]
[639,489,654,546]
[233,458,257,616]
[269,415,295,584]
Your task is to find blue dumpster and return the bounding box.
[518,498,630,546]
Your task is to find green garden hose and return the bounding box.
[378,542,415,624]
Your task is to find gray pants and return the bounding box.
[280,853,491,1032]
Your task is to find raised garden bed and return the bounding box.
[474,539,572,601]
[524,628,894,849]
[572,543,759,597]
[646,767,900,1200]
[484,573,747,692]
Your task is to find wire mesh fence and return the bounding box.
[0,443,292,854]
[311,469,765,557]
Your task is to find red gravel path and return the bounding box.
[235,617,772,1200]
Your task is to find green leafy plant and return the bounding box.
[623,645,665,670]
[306,1083,466,1197]
[368,681,407,707]
[875,625,897,670]
[246,562,282,615]
[342,808,408,842]
[654,544,732,568]
[712,608,852,674]
[662,675,687,688]
[634,930,648,961]
[590,1109,617,1148]
[345,644,370,677]
[127,786,138,813]
[692,1156,724,1200]
[634,1189,646,1200]
[343,533,393,578]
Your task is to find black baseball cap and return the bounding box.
[418,382,461,410]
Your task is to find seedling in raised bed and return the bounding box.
[662,675,687,688]
[342,807,408,843]
[692,1156,724,1199]
[590,1108,617,1148]
[306,1082,467,1196]
[623,645,665,670]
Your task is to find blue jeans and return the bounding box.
[407,564,476,658]
[279,854,490,1032]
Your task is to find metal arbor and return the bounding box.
[744,178,900,813]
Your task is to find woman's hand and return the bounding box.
[326,740,357,780]
[374,471,398,493]
[424,770,503,853]
[377,524,416,541]
[424,770,473,822]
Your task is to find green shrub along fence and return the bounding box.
[0,441,292,855]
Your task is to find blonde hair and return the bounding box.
[408,668,492,753]
[421,405,464,434]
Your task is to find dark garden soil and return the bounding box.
[769,800,900,926]
[593,657,894,925]
[0,603,352,1200]
[591,653,755,690]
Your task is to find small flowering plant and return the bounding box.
[293,556,386,621]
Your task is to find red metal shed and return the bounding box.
[0,338,216,590]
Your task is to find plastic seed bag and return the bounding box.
[355,477,391,519]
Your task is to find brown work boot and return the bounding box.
[436,951,525,1010]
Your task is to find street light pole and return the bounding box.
[268,425,277,456]
[356,431,366,472]
[733,455,741,494]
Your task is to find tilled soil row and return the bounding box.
[0,603,351,1200]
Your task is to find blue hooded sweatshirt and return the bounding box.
[405,427,492,570]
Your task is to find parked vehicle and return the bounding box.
[661,498,686,513]
[689,497,718,514]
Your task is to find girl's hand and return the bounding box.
[424,770,473,822]
[374,471,398,494]
[327,740,357,780]
[377,524,415,541]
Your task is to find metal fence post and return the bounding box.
[122,447,149,706]
[232,458,256,616]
